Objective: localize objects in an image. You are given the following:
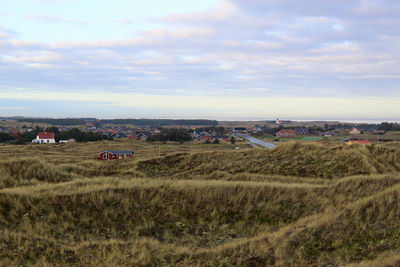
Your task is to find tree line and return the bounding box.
[146,128,192,143]
[17,118,218,127]
[0,127,110,144]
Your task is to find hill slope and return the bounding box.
[0,141,399,266]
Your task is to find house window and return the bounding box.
[103,154,109,159]
[47,140,49,143]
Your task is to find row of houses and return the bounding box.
[30,132,134,160]
[275,128,319,137]
[274,127,386,138]
[95,129,153,140]
[190,130,230,143]
[350,128,386,135]
[199,135,230,143]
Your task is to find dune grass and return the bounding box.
[0,140,400,266]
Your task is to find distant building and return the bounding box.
[251,125,263,132]
[32,132,55,144]
[349,128,360,134]
[233,127,247,133]
[210,136,229,142]
[97,150,134,160]
[276,118,290,125]
[58,127,72,132]
[323,132,338,137]
[136,133,148,139]
[59,138,75,144]
[347,140,371,145]
[276,129,296,138]
[200,136,212,141]
[295,128,309,135]
[199,131,211,136]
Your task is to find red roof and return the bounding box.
[280,129,294,133]
[38,132,54,139]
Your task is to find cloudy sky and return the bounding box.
[0,0,399,120]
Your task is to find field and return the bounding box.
[1,140,400,266]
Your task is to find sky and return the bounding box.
[0,0,399,120]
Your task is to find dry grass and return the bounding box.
[0,140,400,266]
[137,142,400,179]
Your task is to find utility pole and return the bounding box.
[158,145,161,158]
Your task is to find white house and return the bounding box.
[349,127,360,134]
[32,132,56,144]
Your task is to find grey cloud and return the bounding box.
[0,26,17,40]
[1,0,400,99]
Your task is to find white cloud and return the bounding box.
[4,50,62,63]
[143,27,217,39]
[117,18,133,25]
[24,14,88,25]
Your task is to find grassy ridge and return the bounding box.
[0,178,328,248]
[0,158,73,188]
[138,142,400,179]
[0,141,400,265]
[0,175,399,266]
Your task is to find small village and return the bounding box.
[2,118,399,161]
[2,0,399,265]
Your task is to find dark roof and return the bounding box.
[101,150,134,154]
[295,128,309,134]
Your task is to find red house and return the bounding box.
[97,150,134,160]
[276,129,296,138]
[211,136,230,142]
[200,136,212,141]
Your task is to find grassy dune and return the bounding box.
[0,140,399,266]
[138,142,400,179]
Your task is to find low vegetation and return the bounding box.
[0,127,110,144]
[146,128,192,143]
[0,140,399,266]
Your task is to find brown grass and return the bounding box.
[137,142,400,179]
[0,140,400,266]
